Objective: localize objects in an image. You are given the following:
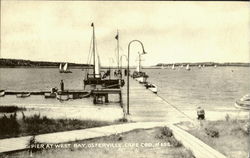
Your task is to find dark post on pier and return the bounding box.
[60,80,64,91]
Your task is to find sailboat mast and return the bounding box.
[92,23,96,78]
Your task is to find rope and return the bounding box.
[156,93,196,123]
[85,34,94,77]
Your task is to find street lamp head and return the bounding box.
[142,49,147,54]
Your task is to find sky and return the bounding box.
[1,1,249,66]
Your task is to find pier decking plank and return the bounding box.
[122,78,194,123]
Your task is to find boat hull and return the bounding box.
[56,94,69,101]
[44,93,56,98]
[16,93,31,98]
[70,92,91,99]
[59,70,72,73]
[135,76,147,83]
[149,87,157,94]
[0,90,5,97]
[145,83,158,94]
[235,101,250,110]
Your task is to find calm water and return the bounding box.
[144,66,250,110]
[0,67,249,117]
[0,68,123,121]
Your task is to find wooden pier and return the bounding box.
[121,77,194,123]
[91,88,122,104]
[4,90,90,95]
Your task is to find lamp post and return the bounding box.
[127,40,147,115]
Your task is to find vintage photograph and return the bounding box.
[0,1,249,158]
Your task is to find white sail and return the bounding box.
[186,64,190,70]
[172,64,175,69]
[59,63,62,70]
[63,63,68,71]
[198,65,201,68]
[136,53,141,72]
[94,54,101,78]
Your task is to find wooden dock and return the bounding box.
[5,90,50,95]
[4,89,90,95]
[121,77,194,123]
[91,88,121,94]
[91,88,122,104]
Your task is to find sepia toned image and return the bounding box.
[0,1,249,158]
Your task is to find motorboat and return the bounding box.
[235,94,250,110]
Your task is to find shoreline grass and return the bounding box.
[0,106,26,113]
[187,118,250,158]
[0,113,114,139]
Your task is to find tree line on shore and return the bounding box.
[156,62,250,67]
[0,58,92,68]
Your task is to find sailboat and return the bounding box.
[198,65,202,69]
[172,64,175,70]
[186,64,191,71]
[132,53,148,83]
[59,63,72,73]
[84,23,124,90]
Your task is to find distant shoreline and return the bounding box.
[0,58,249,68]
[155,62,250,67]
[0,58,92,69]
[0,66,91,69]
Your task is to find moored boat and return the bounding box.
[145,83,158,94]
[0,90,5,97]
[16,93,31,98]
[70,92,91,99]
[132,52,148,84]
[44,92,57,98]
[56,92,70,101]
[84,23,124,90]
[235,94,250,110]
